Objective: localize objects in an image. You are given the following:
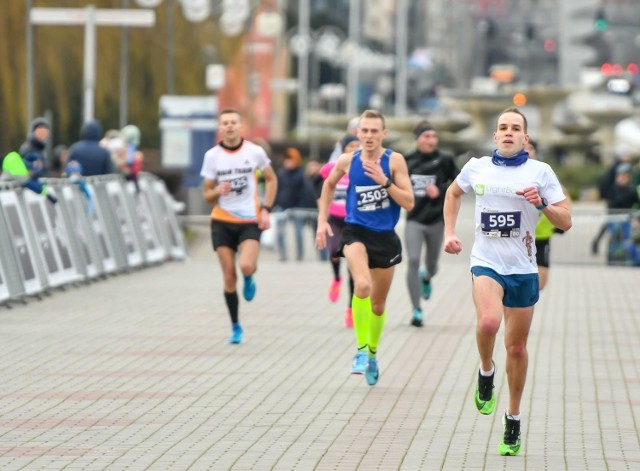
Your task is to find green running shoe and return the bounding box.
[498,414,521,456]
[474,362,496,415]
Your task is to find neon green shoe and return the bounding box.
[498,414,521,456]
[474,363,496,415]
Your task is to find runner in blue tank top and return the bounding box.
[316,110,414,386]
[344,148,401,231]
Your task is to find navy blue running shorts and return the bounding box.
[471,265,539,308]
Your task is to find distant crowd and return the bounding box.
[1,117,144,190]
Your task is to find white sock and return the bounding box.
[506,413,521,421]
[480,366,494,376]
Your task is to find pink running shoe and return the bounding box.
[344,307,353,328]
[328,278,341,303]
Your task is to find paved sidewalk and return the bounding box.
[0,202,638,470]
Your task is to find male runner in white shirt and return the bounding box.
[443,107,571,456]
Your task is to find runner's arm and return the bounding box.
[203,178,222,205]
[443,180,465,254]
[388,153,415,211]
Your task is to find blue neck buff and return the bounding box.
[491,149,529,167]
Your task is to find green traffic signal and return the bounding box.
[594,18,608,32]
[594,9,607,32]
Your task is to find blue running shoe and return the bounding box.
[410,308,424,327]
[419,267,432,300]
[243,275,256,302]
[228,324,243,344]
[365,357,379,386]
[350,351,368,375]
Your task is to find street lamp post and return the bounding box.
[394,0,408,117]
[120,0,129,128]
[26,0,34,128]
[29,6,155,123]
[296,0,310,137]
[347,0,360,117]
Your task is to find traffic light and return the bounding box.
[594,8,608,32]
[574,31,611,67]
[525,23,535,41]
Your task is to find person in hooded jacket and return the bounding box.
[67,120,113,176]
[19,117,50,172]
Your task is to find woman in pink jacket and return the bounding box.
[319,134,360,327]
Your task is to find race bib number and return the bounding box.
[356,184,390,212]
[481,211,521,238]
[410,174,436,197]
[230,175,249,196]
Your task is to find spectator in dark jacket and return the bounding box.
[67,120,113,176]
[19,117,50,172]
[592,162,639,254]
[275,147,307,261]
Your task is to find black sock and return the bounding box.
[224,291,239,324]
[348,274,354,298]
[331,258,340,280]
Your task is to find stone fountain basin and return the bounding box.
[555,122,598,136]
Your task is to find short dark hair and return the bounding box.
[499,107,528,132]
[219,108,241,119]
[360,109,386,129]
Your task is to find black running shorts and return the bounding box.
[337,223,402,269]
[535,239,550,268]
[210,220,261,252]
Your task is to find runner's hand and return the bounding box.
[426,184,440,199]
[444,235,462,255]
[258,209,270,231]
[362,159,385,185]
[315,220,333,250]
[218,181,232,196]
[516,186,543,207]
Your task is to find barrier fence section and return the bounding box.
[0,173,186,305]
[551,207,640,267]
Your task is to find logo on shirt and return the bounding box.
[474,182,520,197]
[522,230,534,258]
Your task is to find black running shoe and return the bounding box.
[474,362,496,415]
[498,414,521,456]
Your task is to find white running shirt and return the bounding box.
[200,140,272,223]
[456,157,565,275]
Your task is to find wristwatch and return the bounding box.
[261,204,273,213]
[535,197,548,210]
[382,177,393,189]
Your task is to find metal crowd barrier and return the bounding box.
[0,172,186,305]
[550,207,640,267]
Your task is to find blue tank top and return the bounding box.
[345,149,401,232]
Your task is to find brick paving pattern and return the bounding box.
[0,201,638,470]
